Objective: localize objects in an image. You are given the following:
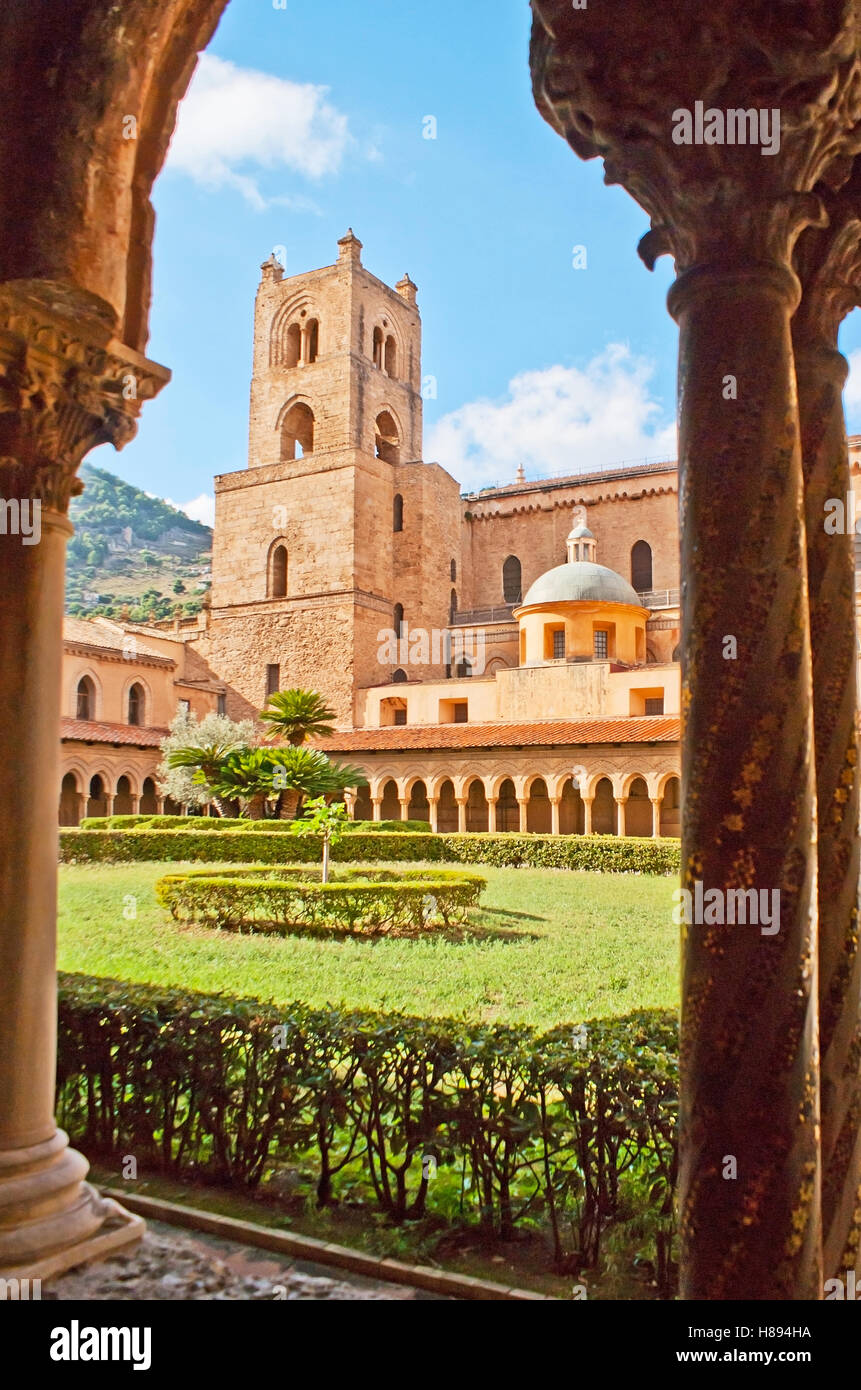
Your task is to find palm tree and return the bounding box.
[259,689,336,745]
[167,739,245,817]
[204,745,367,821]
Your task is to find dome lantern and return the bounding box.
[566,523,596,564]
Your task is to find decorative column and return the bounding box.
[0,279,168,1277]
[531,0,861,1299]
[371,797,382,822]
[651,797,662,839]
[517,797,528,834]
[486,798,497,834]
[581,798,593,836]
[398,797,410,822]
[550,797,561,836]
[129,793,140,815]
[428,797,439,833]
[614,797,627,838]
[793,188,861,1280]
[104,794,115,817]
[456,798,467,834]
[343,789,356,820]
[156,796,165,815]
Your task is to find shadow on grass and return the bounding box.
[167,914,538,946]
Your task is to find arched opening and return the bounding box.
[559,778,585,834]
[305,318,319,364]
[503,555,522,605]
[660,776,681,837]
[353,785,372,821]
[372,326,384,368]
[436,779,458,833]
[592,777,616,835]
[393,602,405,639]
[76,676,95,721]
[86,774,107,819]
[140,777,159,815]
[496,779,519,833]
[285,322,302,368]
[384,334,397,377]
[626,777,652,837]
[380,779,401,820]
[631,540,653,592]
[391,668,407,684]
[59,772,82,827]
[450,588,458,623]
[407,780,430,824]
[114,775,134,815]
[393,493,404,532]
[375,411,400,464]
[127,683,144,726]
[485,656,509,675]
[281,402,315,460]
[270,543,288,598]
[526,777,552,833]
[465,779,488,832]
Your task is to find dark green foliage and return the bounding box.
[63,827,681,874]
[56,972,678,1284]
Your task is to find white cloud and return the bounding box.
[166,493,215,528]
[166,54,350,209]
[425,345,677,491]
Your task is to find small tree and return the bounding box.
[292,797,351,883]
[260,689,336,745]
[158,709,257,813]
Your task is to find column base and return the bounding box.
[0,1130,145,1281]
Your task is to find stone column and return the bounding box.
[794,193,861,1279]
[581,798,593,836]
[104,794,115,817]
[650,797,662,839]
[428,797,439,833]
[156,796,165,815]
[614,797,626,838]
[486,798,497,834]
[371,797,382,822]
[530,0,861,1300]
[130,794,140,815]
[343,789,356,820]
[398,797,409,822]
[0,280,168,1277]
[456,798,467,834]
[517,798,528,834]
[550,798,561,836]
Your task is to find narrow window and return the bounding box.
[281,402,314,460]
[450,558,456,582]
[393,493,404,532]
[631,540,653,592]
[266,664,280,697]
[285,323,301,368]
[502,555,522,605]
[393,708,407,726]
[305,318,319,364]
[384,334,397,377]
[393,603,405,638]
[217,694,227,716]
[450,589,458,623]
[76,676,95,721]
[645,696,665,716]
[127,682,144,726]
[271,544,288,598]
[453,702,468,722]
[553,630,566,660]
[375,411,400,464]
[373,326,384,368]
[594,630,608,659]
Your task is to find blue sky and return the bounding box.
[94,0,861,523]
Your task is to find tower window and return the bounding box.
[266,664,280,697]
[385,335,397,377]
[631,540,653,592]
[217,694,227,716]
[502,555,522,605]
[127,682,144,726]
[594,630,608,659]
[375,411,400,464]
[393,603,405,638]
[450,589,458,623]
[305,318,319,364]
[285,323,302,368]
[552,630,566,660]
[270,544,288,598]
[393,493,404,532]
[450,558,456,582]
[281,402,314,460]
[76,675,95,720]
[373,326,384,368]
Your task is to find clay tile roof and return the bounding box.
[316,715,680,754]
[61,718,169,748]
[63,617,172,664]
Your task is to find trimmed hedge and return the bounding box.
[155,867,486,934]
[80,815,429,833]
[61,828,680,874]
[56,972,678,1287]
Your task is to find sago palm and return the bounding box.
[167,739,245,817]
[260,689,336,745]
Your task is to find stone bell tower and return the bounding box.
[197,232,431,725]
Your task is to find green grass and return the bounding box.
[58,861,680,1030]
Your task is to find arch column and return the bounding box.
[486,797,497,834]
[550,797,561,836]
[650,797,662,839]
[427,797,439,833]
[0,280,168,1278]
[456,798,467,834]
[104,793,115,817]
[371,797,383,823]
[614,797,626,838]
[530,0,861,1299]
[398,797,409,822]
[129,793,140,815]
[517,796,528,834]
[581,798,593,836]
[156,796,165,815]
[343,789,356,820]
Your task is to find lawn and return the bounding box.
[58,861,679,1030]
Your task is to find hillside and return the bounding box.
[65,462,212,623]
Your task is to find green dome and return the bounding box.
[520,561,642,608]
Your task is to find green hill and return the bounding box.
[65,462,212,623]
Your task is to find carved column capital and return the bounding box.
[794,172,861,348]
[0,280,170,509]
[530,0,861,271]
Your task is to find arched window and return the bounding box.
[450,558,456,582]
[375,411,399,464]
[392,668,408,684]
[393,493,404,532]
[502,555,522,605]
[76,676,95,720]
[140,777,158,814]
[270,544,288,598]
[384,335,397,377]
[281,402,314,460]
[305,318,318,364]
[393,603,405,638]
[127,682,144,726]
[372,326,384,368]
[285,322,301,368]
[631,540,653,592]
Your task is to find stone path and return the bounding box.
[46,1220,442,1300]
